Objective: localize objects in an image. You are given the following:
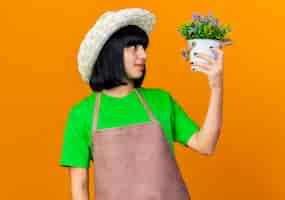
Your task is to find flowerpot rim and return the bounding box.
[187,38,222,42]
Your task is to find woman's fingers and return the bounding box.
[190,61,211,72]
[194,52,216,64]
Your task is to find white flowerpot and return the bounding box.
[187,39,222,72]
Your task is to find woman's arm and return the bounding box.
[187,46,225,155]
[188,87,223,155]
[69,167,89,200]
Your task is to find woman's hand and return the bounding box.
[191,47,224,89]
[181,39,232,89]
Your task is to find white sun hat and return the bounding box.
[77,7,157,83]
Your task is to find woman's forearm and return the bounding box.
[71,183,89,200]
[198,86,223,154]
[70,168,90,200]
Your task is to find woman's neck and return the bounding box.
[101,83,135,98]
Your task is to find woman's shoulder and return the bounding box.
[68,92,96,115]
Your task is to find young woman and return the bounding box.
[59,8,225,200]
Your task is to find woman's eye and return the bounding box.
[135,44,143,49]
[127,43,145,50]
[131,45,139,49]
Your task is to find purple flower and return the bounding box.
[199,16,205,22]
[207,11,213,22]
[208,11,212,17]
[192,13,200,21]
[212,18,218,26]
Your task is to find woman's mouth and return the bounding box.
[135,64,144,68]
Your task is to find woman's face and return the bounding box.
[123,44,147,80]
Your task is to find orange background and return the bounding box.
[1,0,283,199]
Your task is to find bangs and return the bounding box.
[124,34,149,49]
[119,25,149,49]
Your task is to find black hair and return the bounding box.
[89,25,149,92]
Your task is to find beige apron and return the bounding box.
[91,88,191,199]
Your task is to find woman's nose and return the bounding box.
[137,46,147,59]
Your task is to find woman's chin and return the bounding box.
[129,71,143,79]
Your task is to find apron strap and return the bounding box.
[92,91,101,133]
[134,88,157,122]
[92,88,157,133]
